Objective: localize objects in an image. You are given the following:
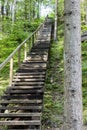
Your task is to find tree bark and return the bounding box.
[54,0,58,41]
[12,0,16,25]
[64,0,83,130]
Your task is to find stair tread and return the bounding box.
[0,113,41,118]
[13,75,45,78]
[6,89,44,94]
[0,106,42,110]
[1,94,43,100]
[0,99,42,104]
[12,79,45,82]
[12,83,44,86]
[8,86,43,89]
[0,120,40,125]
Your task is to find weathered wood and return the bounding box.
[12,78,45,82]
[0,106,42,110]
[0,113,41,118]
[8,86,43,90]
[1,94,43,100]
[5,89,44,94]
[13,75,45,78]
[18,48,21,67]
[9,58,13,86]
[24,43,27,60]
[12,81,44,86]
[0,99,42,104]
[0,120,40,125]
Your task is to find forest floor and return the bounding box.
[43,125,87,130]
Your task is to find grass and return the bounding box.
[42,23,64,129]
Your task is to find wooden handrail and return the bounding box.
[0,21,44,71]
[0,18,47,86]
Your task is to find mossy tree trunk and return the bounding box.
[64,0,83,130]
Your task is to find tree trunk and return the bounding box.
[12,0,16,25]
[85,6,87,24]
[64,0,83,130]
[37,0,40,19]
[54,0,58,41]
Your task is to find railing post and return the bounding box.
[24,43,27,61]
[18,48,21,67]
[30,37,32,50]
[35,32,37,41]
[9,57,13,86]
[32,35,34,46]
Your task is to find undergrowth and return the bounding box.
[42,23,64,129]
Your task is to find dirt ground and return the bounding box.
[43,125,87,130]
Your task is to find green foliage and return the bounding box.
[81,24,87,32]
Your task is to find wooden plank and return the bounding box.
[13,75,45,78]
[15,72,46,75]
[12,82,44,86]
[17,68,46,71]
[1,94,43,100]
[6,126,41,130]
[12,79,45,82]
[0,106,42,110]
[7,85,43,89]
[0,100,42,104]
[5,89,44,94]
[0,120,40,125]
[0,113,41,118]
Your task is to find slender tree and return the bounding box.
[64,0,83,130]
[54,0,58,41]
[12,0,16,25]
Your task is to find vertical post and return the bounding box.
[35,32,37,41]
[18,48,21,67]
[30,37,32,49]
[86,6,87,25]
[24,43,27,61]
[32,35,34,46]
[9,57,13,86]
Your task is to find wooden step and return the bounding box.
[19,67,46,71]
[1,94,43,100]
[31,49,48,53]
[25,57,48,61]
[0,99,42,104]
[7,129,40,130]
[0,120,40,125]
[13,75,45,79]
[12,82,44,86]
[12,78,45,82]
[28,51,48,55]
[17,69,45,73]
[7,85,43,90]
[5,89,44,94]
[20,63,47,68]
[0,113,41,118]
[0,106,42,111]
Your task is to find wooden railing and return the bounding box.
[0,20,46,86]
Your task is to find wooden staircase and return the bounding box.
[0,19,52,129]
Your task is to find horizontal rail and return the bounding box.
[0,21,44,70]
